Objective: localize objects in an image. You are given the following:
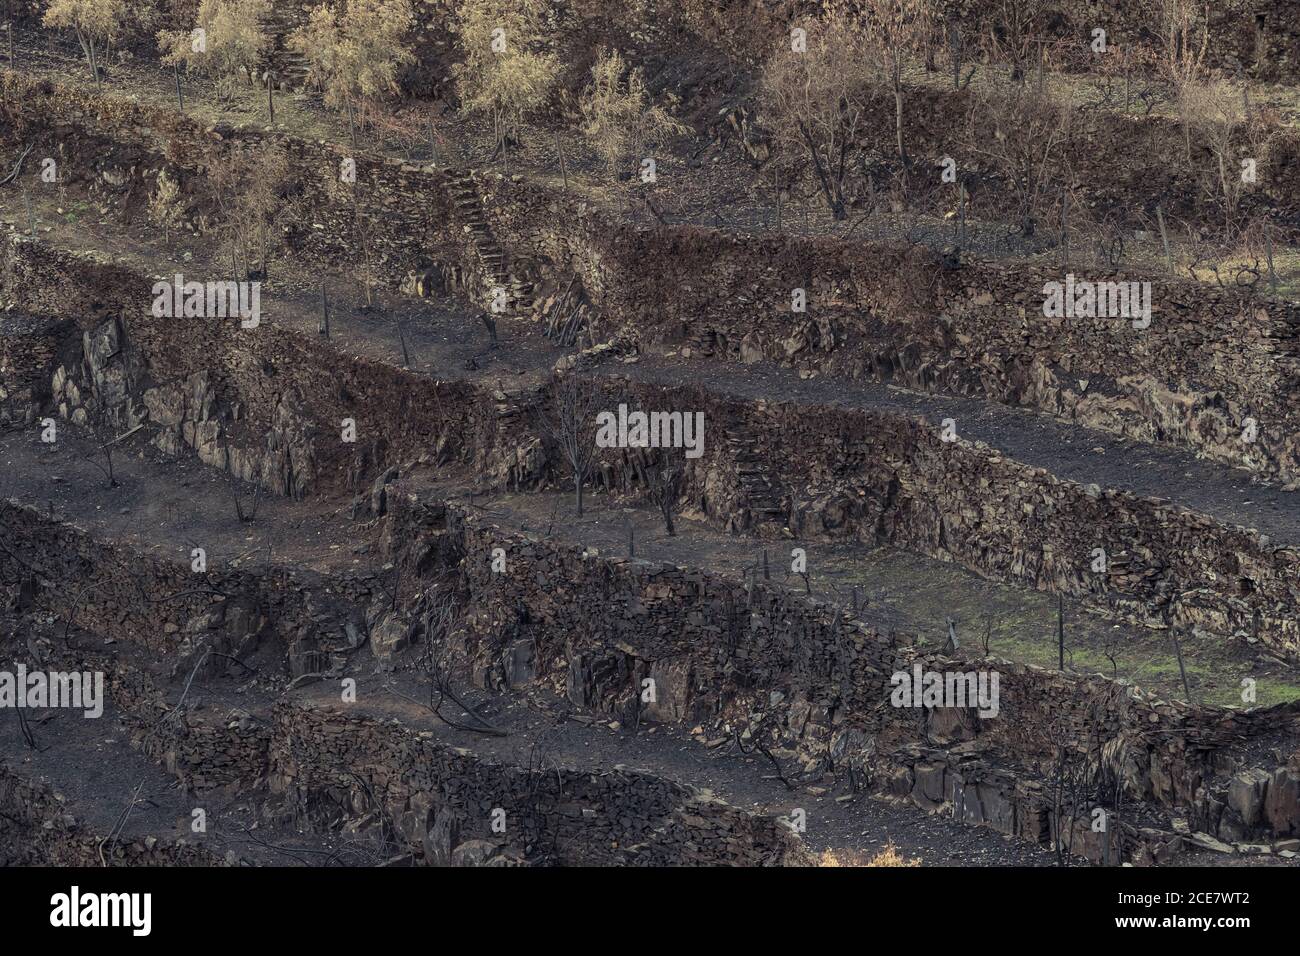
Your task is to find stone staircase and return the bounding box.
[444,167,534,315]
[725,425,785,526]
[259,5,311,90]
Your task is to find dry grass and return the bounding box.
[818,841,921,867]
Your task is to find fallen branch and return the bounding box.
[0,143,33,187]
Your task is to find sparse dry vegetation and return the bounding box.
[578,48,686,183]
[289,0,415,137]
[451,0,559,166]
[818,841,922,866]
[157,0,271,101]
[147,167,184,242]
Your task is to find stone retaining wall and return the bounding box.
[269,700,810,866]
[5,73,1298,481]
[0,763,221,866]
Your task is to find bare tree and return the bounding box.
[966,81,1075,238]
[229,473,261,523]
[579,48,686,184]
[451,0,559,167]
[543,374,600,517]
[290,0,416,140]
[210,142,293,281]
[409,587,507,736]
[984,0,1042,85]
[759,11,872,221]
[1148,0,1210,163]
[1182,78,1252,232]
[147,169,185,245]
[81,403,120,490]
[42,0,149,89]
[642,446,685,537]
[860,0,935,169]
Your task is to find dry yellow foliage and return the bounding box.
[817,841,922,867]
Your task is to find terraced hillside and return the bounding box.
[2,0,1299,873]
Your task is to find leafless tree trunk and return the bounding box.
[643,448,685,536]
[544,375,601,517]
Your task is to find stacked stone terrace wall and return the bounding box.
[0,763,221,866]
[0,238,493,498]
[1,633,808,866]
[390,498,1300,810]
[10,67,1299,245]
[507,205,1300,483]
[0,498,379,676]
[270,701,810,866]
[671,0,1300,80]
[8,488,1293,793]
[0,659,806,865]
[5,235,1300,660]
[4,74,1299,479]
[0,310,66,426]
[532,380,1300,658]
[386,497,1300,850]
[4,493,1296,858]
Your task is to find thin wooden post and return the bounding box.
[556,130,567,192]
[958,183,967,250]
[950,26,960,90]
[1061,190,1070,269]
[398,321,411,367]
[1057,594,1065,670]
[1172,630,1193,702]
[775,167,782,231]
[319,281,330,338]
[1265,223,1278,291]
[1156,204,1173,275]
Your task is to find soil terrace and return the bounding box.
[11,206,1300,552]
[4,2,1300,869]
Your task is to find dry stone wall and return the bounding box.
[382,496,1300,855]
[6,231,1300,659]
[669,0,1300,80]
[0,238,494,499]
[5,492,1296,861]
[0,310,66,426]
[270,701,810,866]
[0,763,221,866]
[5,74,1299,480]
[0,498,378,677]
[509,208,1300,483]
